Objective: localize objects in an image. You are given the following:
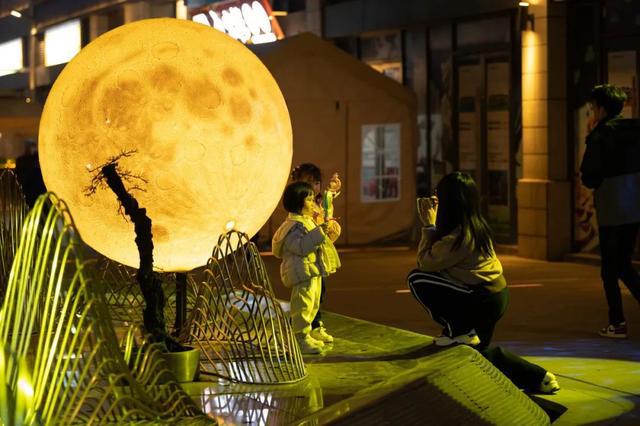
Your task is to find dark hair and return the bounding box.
[291,163,322,183]
[282,181,314,214]
[434,172,494,256]
[590,84,627,118]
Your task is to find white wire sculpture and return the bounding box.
[0,193,213,425]
[180,231,306,384]
[0,168,28,303]
[98,256,194,330]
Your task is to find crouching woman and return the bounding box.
[407,172,559,394]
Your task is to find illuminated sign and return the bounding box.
[45,19,81,66]
[0,38,23,76]
[191,0,283,44]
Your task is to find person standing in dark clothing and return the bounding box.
[580,84,640,339]
[14,139,47,208]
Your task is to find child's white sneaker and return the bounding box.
[296,333,324,354]
[310,326,334,343]
[538,371,560,394]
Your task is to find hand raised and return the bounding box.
[417,196,438,226]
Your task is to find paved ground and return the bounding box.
[183,313,551,425]
[259,248,640,424]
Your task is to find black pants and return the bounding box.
[407,269,546,391]
[311,277,327,329]
[599,223,640,325]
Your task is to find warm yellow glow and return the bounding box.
[518,1,530,6]
[44,19,81,66]
[39,18,293,271]
[271,11,288,16]
[522,32,540,71]
[17,377,34,398]
[10,10,22,18]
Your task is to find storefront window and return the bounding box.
[607,51,637,118]
[361,124,401,202]
[570,1,640,258]
[602,0,640,37]
[360,32,403,83]
[428,24,454,192]
[44,19,81,66]
[0,38,23,77]
[404,29,428,196]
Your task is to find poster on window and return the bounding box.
[457,65,481,176]
[361,124,401,202]
[608,51,637,118]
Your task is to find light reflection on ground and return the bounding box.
[179,316,640,425]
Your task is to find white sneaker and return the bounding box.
[434,329,481,347]
[539,371,560,394]
[310,326,334,343]
[296,333,324,354]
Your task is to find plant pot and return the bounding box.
[161,347,201,383]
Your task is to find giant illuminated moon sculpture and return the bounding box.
[39,18,292,271]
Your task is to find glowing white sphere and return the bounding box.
[39,18,292,271]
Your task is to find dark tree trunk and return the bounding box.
[102,163,185,352]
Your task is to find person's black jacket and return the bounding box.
[580,116,640,226]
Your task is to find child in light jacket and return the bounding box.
[290,163,341,342]
[407,172,560,394]
[272,181,340,354]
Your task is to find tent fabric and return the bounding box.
[254,32,417,245]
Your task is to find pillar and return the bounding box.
[518,0,571,260]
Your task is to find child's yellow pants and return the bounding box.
[290,276,322,335]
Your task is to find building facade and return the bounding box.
[1,0,639,259]
[272,0,640,260]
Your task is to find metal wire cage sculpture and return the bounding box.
[97,255,195,332]
[180,231,306,384]
[0,168,28,302]
[0,193,212,425]
[198,377,324,425]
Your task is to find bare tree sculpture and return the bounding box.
[85,151,184,352]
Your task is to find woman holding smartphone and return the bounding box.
[408,172,559,394]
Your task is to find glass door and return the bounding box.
[456,55,514,242]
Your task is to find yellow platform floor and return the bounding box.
[179,310,640,424]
